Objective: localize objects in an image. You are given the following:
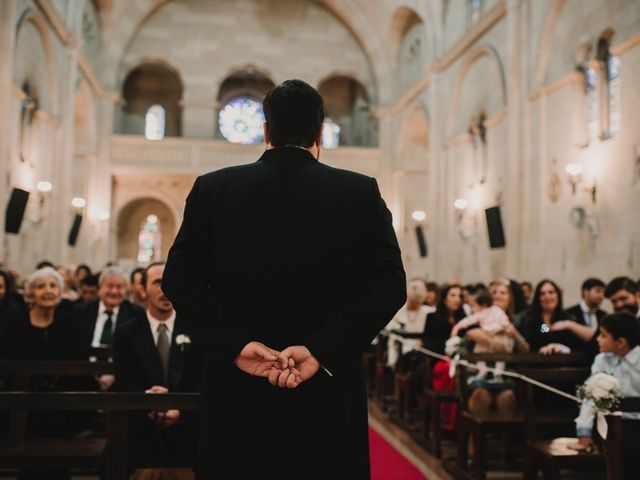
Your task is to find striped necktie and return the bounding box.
[157,323,170,386]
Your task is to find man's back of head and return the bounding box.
[263,79,324,148]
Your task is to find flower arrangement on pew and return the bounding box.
[445,336,469,377]
[576,372,621,438]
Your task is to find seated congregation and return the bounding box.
[1,260,640,480]
[374,275,640,480]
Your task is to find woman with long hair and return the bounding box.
[516,279,587,354]
[422,284,467,355]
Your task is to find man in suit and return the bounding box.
[163,79,406,479]
[565,278,607,329]
[74,266,144,389]
[113,262,200,468]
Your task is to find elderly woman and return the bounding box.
[1,266,82,366]
[0,267,84,480]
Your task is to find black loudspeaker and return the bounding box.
[415,225,428,257]
[68,213,83,246]
[485,206,506,248]
[5,188,30,234]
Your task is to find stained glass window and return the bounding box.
[137,214,162,263]
[606,55,621,136]
[145,105,165,141]
[582,66,599,142]
[219,96,265,145]
[469,0,483,26]
[322,118,340,149]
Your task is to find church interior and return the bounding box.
[1,0,640,479]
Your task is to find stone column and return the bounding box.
[0,0,17,263]
[51,38,81,265]
[504,0,525,278]
[427,70,445,279]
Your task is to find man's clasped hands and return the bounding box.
[233,341,321,389]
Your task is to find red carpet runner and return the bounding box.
[369,427,427,479]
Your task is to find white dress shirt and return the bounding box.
[91,302,120,347]
[146,310,176,346]
[576,346,640,437]
[579,299,598,329]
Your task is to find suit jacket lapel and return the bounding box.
[131,317,165,387]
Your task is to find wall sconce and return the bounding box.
[36,181,52,193]
[566,163,597,203]
[454,197,475,239]
[71,197,86,209]
[97,210,110,221]
[411,210,426,222]
[28,180,53,225]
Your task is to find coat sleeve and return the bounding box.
[163,176,252,366]
[305,178,406,375]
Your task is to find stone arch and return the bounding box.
[216,67,276,105]
[390,6,424,57]
[14,9,59,115]
[317,74,376,147]
[118,60,184,136]
[446,43,506,137]
[534,0,567,87]
[116,196,177,264]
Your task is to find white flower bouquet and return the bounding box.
[445,336,469,357]
[577,372,621,411]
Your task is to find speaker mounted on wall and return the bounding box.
[5,188,30,234]
[485,206,506,249]
[68,213,83,246]
[415,225,428,257]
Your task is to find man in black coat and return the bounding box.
[113,262,201,466]
[163,79,406,479]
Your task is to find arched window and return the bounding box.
[597,28,621,139]
[145,105,165,141]
[137,214,162,263]
[218,96,265,145]
[322,118,340,149]
[469,0,483,26]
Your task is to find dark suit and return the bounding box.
[163,147,406,478]
[565,303,607,328]
[73,299,144,358]
[113,311,201,466]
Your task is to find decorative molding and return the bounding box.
[528,71,581,102]
[12,83,59,128]
[611,32,640,57]
[375,1,507,119]
[32,0,77,46]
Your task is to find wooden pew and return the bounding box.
[605,397,640,480]
[0,391,199,480]
[374,333,397,409]
[521,367,604,480]
[453,353,590,479]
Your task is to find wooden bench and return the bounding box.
[453,353,590,480]
[605,396,640,480]
[521,367,604,480]
[0,391,199,480]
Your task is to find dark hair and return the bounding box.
[140,262,166,290]
[531,279,565,323]
[80,274,99,288]
[262,79,324,148]
[426,282,439,292]
[130,267,144,284]
[435,284,466,322]
[600,312,640,349]
[0,269,16,310]
[36,260,55,270]
[605,277,639,298]
[521,281,533,290]
[76,264,92,277]
[582,277,605,292]
[474,290,493,308]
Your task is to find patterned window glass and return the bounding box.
[322,118,340,149]
[145,105,165,141]
[137,215,161,263]
[219,96,265,145]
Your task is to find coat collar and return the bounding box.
[258,146,318,164]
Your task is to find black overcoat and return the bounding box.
[163,146,406,479]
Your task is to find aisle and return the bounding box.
[369,426,427,480]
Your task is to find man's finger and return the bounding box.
[277,368,290,388]
[268,368,282,386]
[286,373,299,389]
[254,344,278,361]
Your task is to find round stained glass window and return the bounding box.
[219,96,265,145]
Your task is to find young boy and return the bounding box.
[573,312,640,479]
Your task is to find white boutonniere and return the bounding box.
[175,334,192,352]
